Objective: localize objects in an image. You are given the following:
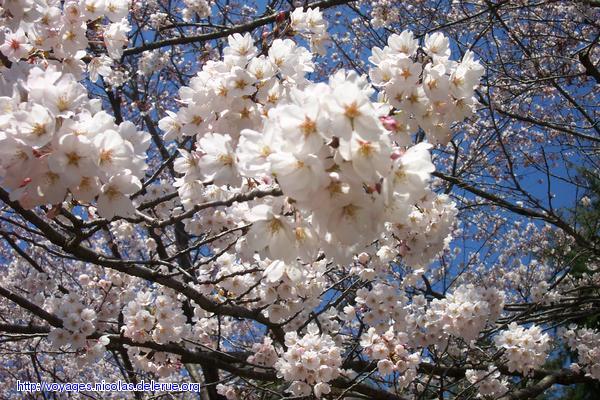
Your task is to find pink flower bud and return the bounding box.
[276,11,286,23]
[380,116,398,131]
[391,147,406,160]
[19,177,32,188]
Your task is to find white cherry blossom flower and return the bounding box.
[0,28,32,62]
[48,134,97,186]
[97,171,141,219]
[12,104,55,147]
[88,55,113,82]
[196,133,239,186]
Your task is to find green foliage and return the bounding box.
[539,168,600,399]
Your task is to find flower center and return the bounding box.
[31,123,47,137]
[344,102,361,119]
[99,149,113,164]
[268,218,283,234]
[66,151,82,166]
[299,117,317,137]
[218,154,233,166]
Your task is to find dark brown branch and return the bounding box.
[579,51,600,84]
[122,0,355,56]
[0,188,286,344]
[142,187,283,228]
[0,286,63,328]
[432,171,598,255]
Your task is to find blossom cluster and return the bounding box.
[247,337,279,368]
[387,192,458,267]
[198,253,329,329]
[139,49,170,76]
[0,66,150,218]
[47,294,97,350]
[45,293,109,366]
[0,0,158,219]
[369,30,484,144]
[159,31,314,143]
[354,282,408,332]
[122,290,189,345]
[494,322,551,375]
[201,252,261,298]
[234,74,440,263]
[1,0,131,67]
[360,327,420,388]
[121,290,191,376]
[165,9,478,273]
[117,279,227,376]
[182,0,213,21]
[465,367,509,398]
[563,326,600,380]
[275,323,343,398]
[290,7,330,55]
[77,270,128,332]
[369,0,400,29]
[403,284,504,347]
[216,384,259,400]
[431,284,504,342]
[259,258,328,326]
